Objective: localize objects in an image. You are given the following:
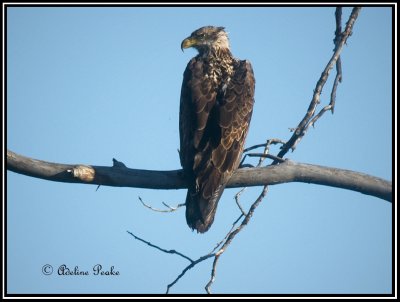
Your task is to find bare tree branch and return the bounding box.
[330,6,344,114]
[127,230,216,294]
[234,188,248,216]
[135,148,266,294]
[166,253,215,294]
[138,196,184,213]
[205,139,273,293]
[246,153,285,163]
[241,139,286,167]
[126,187,264,294]
[243,139,286,153]
[205,185,268,294]
[7,149,391,202]
[209,214,244,255]
[275,7,361,160]
[126,231,194,263]
[298,7,344,135]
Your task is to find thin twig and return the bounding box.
[243,138,286,153]
[234,187,248,216]
[247,153,286,163]
[205,186,268,293]
[126,231,194,263]
[162,202,185,211]
[165,207,244,294]
[241,139,286,167]
[331,6,344,114]
[166,253,215,294]
[205,255,220,294]
[209,213,244,255]
[234,138,274,226]
[138,196,184,213]
[206,138,274,293]
[307,104,334,129]
[222,186,268,253]
[329,61,341,114]
[302,7,344,132]
[261,139,285,166]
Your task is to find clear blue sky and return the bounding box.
[6,6,392,295]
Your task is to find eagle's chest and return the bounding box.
[203,57,235,91]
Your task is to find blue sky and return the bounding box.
[6,6,392,295]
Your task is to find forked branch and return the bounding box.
[275,7,361,161]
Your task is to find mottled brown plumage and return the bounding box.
[180,26,255,233]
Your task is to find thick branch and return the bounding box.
[7,150,392,202]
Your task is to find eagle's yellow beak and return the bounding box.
[181,37,197,51]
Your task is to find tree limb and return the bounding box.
[205,185,268,293]
[275,7,361,160]
[126,231,194,263]
[7,149,392,202]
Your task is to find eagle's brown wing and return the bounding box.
[180,58,255,233]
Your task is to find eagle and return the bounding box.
[180,26,255,233]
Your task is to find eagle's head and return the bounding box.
[181,26,230,55]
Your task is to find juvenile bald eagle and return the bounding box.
[180,26,255,233]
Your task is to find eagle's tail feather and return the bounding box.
[185,185,224,233]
